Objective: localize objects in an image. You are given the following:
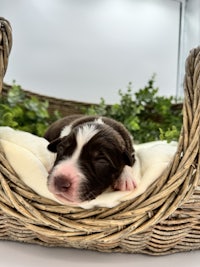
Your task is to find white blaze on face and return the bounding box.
[72,124,99,162]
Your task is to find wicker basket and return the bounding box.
[0,17,200,256]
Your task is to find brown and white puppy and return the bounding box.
[44,115,139,204]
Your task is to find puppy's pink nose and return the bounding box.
[54,175,71,192]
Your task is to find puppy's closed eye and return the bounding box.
[92,151,115,168]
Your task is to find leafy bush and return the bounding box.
[85,76,183,143]
[0,78,183,143]
[0,82,60,136]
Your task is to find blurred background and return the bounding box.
[1,0,199,104]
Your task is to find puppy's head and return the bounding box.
[47,122,134,204]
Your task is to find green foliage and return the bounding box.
[85,76,183,143]
[0,82,60,136]
[159,126,180,143]
[0,78,182,142]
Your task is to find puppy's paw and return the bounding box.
[113,165,141,191]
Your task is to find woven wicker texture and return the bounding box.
[0,19,200,255]
[0,18,12,93]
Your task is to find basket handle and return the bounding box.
[182,47,200,152]
[0,17,12,93]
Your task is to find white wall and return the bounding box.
[184,0,200,56]
[175,0,200,97]
[1,0,180,104]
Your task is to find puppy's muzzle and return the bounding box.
[47,162,84,203]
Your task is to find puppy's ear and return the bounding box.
[123,150,135,166]
[47,138,61,153]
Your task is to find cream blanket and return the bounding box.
[0,127,177,209]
